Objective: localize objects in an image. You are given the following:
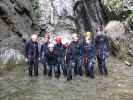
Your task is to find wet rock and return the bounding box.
[124,61,132,66]
[38,0,104,34]
[0,0,36,51]
[0,48,25,71]
[39,0,77,34]
[0,0,37,71]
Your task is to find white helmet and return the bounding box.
[72,34,78,39]
[48,43,54,48]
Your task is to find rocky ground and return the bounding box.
[0,57,133,100]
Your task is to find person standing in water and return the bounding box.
[54,36,67,77]
[40,34,50,75]
[83,32,95,78]
[66,34,83,81]
[95,27,109,75]
[25,34,39,76]
[46,43,59,78]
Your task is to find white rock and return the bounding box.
[105,20,126,39]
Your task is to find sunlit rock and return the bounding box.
[105,20,126,39]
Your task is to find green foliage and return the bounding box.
[31,0,40,18]
[102,0,120,9]
[102,0,133,21]
[128,12,133,18]
[110,0,120,9]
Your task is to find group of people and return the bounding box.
[25,28,109,81]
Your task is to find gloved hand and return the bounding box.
[25,58,28,62]
[39,57,41,61]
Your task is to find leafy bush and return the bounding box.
[102,0,133,21]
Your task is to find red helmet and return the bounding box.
[55,36,62,44]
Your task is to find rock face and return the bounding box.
[0,0,36,68]
[38,0,77,34]
[0,0,34,50]
[73,0,105,33]
[38,0,105,35]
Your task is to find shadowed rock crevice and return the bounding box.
[73,0,105,34]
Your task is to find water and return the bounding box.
[0,57,133,100]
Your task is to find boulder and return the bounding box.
[105,20,125,39]
[0,48,25,71]
[105,20,133,64]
